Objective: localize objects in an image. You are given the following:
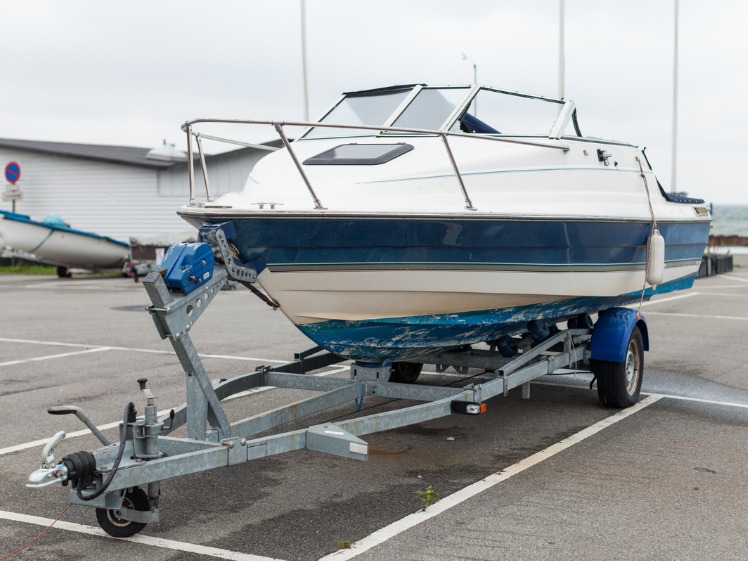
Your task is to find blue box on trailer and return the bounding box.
[159,242,215,294]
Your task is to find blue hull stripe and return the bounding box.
[207,217,709,275]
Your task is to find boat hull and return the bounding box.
[192,214,709,361]
[0,211,129,269]
[295,276,695,360]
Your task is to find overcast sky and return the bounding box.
[2,0,747,204]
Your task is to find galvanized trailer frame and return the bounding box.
[29,251,600,536]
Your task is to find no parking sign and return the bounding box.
[4,161,21,184]
[3,161,23,203]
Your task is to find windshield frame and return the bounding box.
[298,85,577,141]
[299,85,420,141]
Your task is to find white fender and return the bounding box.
[646,228,665,288]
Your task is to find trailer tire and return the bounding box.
[593,325,643,408]
[389,362,422,383]
[95,487,149,537]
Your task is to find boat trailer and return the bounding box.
[27,237,649,537]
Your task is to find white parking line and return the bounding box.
[718,275,748,284]
[0,337,101,349]
[319,394,662,560]
[0,337,290,363]
[640,292,700,306]
[0,347,111,367]
[648,392,748,410]
[23,282,137,291]
[644,311,748,321]
[0,509,283,561]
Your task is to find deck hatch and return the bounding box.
[303,143,414,165]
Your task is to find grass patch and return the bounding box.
[416,484,439,510]
[0,264,56,275]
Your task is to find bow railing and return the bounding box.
[182,118,571,212]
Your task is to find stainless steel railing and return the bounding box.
[182,118,571,212]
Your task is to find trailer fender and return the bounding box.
[590,308,649,363]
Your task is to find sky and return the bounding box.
[1,0,747,204]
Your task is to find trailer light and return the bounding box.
[451,401,486,415]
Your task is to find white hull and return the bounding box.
[259,262,701,325]
[0,215,128,269]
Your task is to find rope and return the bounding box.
[27,229,55,254]
[0,504,71,560]
[635,156,659,313]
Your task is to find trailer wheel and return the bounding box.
[95,487,149,537]
[389,362,422,383]
[594,326,643,408]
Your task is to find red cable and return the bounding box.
[0,503,72,560]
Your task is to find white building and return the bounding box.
[0,138,274,242]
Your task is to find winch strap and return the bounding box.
[239,280,281,309]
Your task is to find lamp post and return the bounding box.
[559,0,565,100]
[671,0,679,194]
[301,0,310,122]
[461,52,477,84]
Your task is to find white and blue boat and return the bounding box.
[0,210,129,275]
[178,84,710,361]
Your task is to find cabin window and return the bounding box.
[303,143,414,165]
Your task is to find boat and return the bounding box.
[177,84,711,361]
[0,210,129,276]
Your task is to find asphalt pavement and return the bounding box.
[0,256,746,561]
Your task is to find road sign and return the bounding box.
[2,187,23,202]
[4,161,21,184]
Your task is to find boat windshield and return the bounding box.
[390,87,471,130]
[301,85,573,139]
[450,89,567,136]
[303,88,412,139]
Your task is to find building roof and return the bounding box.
[0,137,275,169]
[0,138,182,168]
